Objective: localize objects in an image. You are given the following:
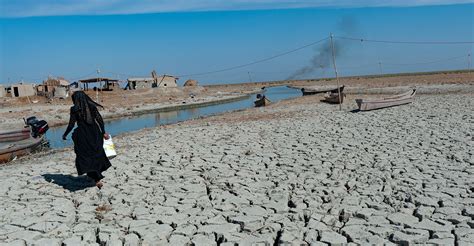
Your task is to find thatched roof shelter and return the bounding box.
[79,77,119,91]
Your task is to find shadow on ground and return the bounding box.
[42,173,95,192]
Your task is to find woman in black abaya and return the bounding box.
[62,91,111,189]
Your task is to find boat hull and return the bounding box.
[0,136,44,164]
[0,128,30,142]
[302,86,345,96]
[355,89,416,111]
[321,93,345,104]
[254,97,271,107]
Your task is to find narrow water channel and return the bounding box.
[46,86,301,149]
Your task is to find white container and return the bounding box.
[103,135,117,159]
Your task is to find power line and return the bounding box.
[101,36,474,77]
[336,36,474,45]
[19,76,46,82]
[5,35,472,82]
[334,55,465,69]
[100,70,138,78]
[171,36,472,77]
[101,53,468,80]
[67,71,98,81]
[177,36,330,77]
[382,55,467,66]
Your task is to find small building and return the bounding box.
[156,75,178,88]
[0,85,5,97]
[106,81,122,91]
[37,77,70,98]
[36,84,50,96]
[126,75,178,90]
[126,77,154,89]
[54,86,69,98]
[44,78,69,87]
[79,77,120,91]
[36,84,54,97]
[11,84,36,98]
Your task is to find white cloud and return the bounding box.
[1,0,472,17]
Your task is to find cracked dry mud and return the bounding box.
[0,94,473,245]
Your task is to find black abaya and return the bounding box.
[63,106,111,181]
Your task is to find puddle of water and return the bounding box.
[46,86,301,149]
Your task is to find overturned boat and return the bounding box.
[355,88,416,111]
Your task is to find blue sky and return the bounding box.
[0,1,473,85]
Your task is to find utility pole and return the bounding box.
[329,33,342,110]
[248,72,253,83]
[378,61,383,75]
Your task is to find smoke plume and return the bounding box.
[287,16,358,80]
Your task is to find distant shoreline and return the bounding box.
[203,69,472,88]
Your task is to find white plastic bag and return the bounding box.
[103,135,117,159]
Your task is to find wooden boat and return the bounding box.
[302,85,345,96]
[321,92,345,104]
[0,128,30,142]
[254,95,271,107]
[0,136,45,164]
[355,89,416,111]
[383,89,415,100]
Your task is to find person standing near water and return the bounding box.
[62,91,111,189]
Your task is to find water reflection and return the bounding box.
[155,111,179,124]
[46,86,300,149]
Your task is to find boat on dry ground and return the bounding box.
[301,85,345,96]
[355,88,416,111]
[0,116,50,164]
[0,136,46,163]
[321,92,345,104]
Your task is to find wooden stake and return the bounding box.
[329,33,342,110]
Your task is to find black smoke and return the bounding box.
[287,16,358,80]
